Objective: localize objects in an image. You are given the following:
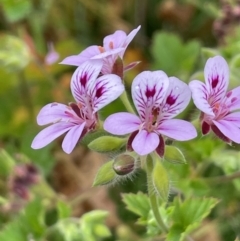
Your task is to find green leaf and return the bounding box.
[80,210,111,241]
[201,47,220,62]
[0,149,15,178]
[57,200,72,219]
[151,31,200,79]
[93,161,116,186]
[24,198,46,237]
[88,136,126,153]
[2,0,32,22]
[152,160,170,201]
[230,53,240,68]
[167,197,219,240]
[122,192,150,223]
[81,210,109,223]
[164,145,186,164]
[167,224,185,241]
[0,217,28,241]
[0,34,31,71]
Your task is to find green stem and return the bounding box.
[204,170,240,184]
[145,156,168,233]
[120,91,135,114]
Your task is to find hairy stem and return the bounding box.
[145,156,168,233]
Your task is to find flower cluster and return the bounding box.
[189,55,240,144]
[32,26,240,157]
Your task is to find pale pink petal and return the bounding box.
[103,26,140,58]
[91,47,124,59]
[204,56,229,102]
[157,119,197,141]
[161,77,191,119]
[88,74,124,112]
[103,30,127,53]
[31,122,74,149]
[62,122,86,154]
[45,43,59,65]
[189,80,214,116]
[92,48,125,74]
[213,119,240,143]
[70,60,103,104]
[103,112,140,135]
[124,61,141,72]
[60,46,100,66]
[132,71,169,121]
[132,130,159,155]
[223,112,240,128]
[123,26,141,50]
[101,55,116,74]
[225,86,240,111]
[36,103,76,126]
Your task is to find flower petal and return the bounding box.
[161,77,191,119]
[104,112,140,135]
[60,46,100,66]
[132,71,169,121]
[103,31,127,51]
[157,119,197,141]
[204,55,229,102]
[124,61,141,72]
[223,112,240,128]
[123,26,141,51]
[103,26,140,58]
[31,122,74,149]
[70,60,103,104]
[45,42,59,65]
[89,74,124,112]
[189,80,214,116]
[225,86,240,111]
[212,119,240,143]
[132,130,159,155]
[62,122,86,154]
[36,103,76,126]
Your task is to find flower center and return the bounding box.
[144,107,160,132]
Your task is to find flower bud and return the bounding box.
[113,154,135,176]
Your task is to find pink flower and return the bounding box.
[189,55,240,143]
[60,26,141,75]
[104,71,197,156]
[44,42,59,65]
[31,60,124,154]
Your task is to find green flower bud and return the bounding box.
[113,154,135,176]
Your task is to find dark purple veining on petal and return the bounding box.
[166,95,177,106]
[80,72,88,88]
[211,75,219,89]
[231,97,237,103]
[145,86,156,98]
[202,121,210,135]
[211,124,231,144]
[226,91,232,98]
[95,86,104,98]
